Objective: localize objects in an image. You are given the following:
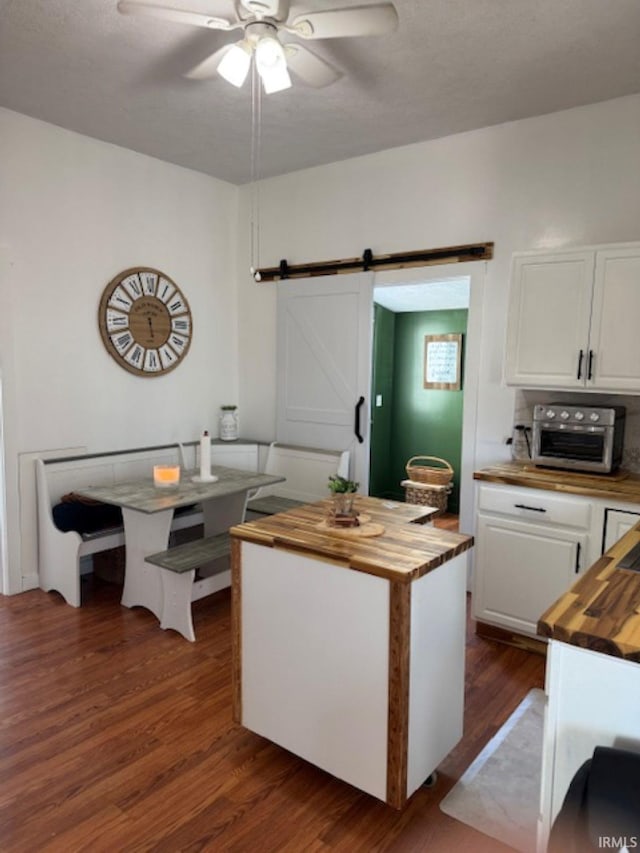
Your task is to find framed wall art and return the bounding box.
[423,333,462,390]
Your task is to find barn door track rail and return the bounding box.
[256,242,494,282]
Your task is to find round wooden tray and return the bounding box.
[315,514,385,538]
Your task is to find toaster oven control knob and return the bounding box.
[560,410,570,420]
[589,412,600,422]
[574,411,585,421]
[545,409,556,419]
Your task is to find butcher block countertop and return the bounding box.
[474,461,640,503]
[230,495,473,584]
[538,521,640,661]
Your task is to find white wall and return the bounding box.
[237,94,640,472]
[2,93,640,594]
[0,108,239,593]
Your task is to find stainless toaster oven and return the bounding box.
[532,404,626,474]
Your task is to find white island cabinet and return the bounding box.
[230,497,474,809]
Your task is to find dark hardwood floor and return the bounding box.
[0,516,545,852]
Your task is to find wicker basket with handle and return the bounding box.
[405,456,454,486]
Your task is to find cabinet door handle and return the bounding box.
[575,541,581,573]
[514,503,547,513]
[587,350,594,380]
[354,396,365,444]
[576,349,584,380]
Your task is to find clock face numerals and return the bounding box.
[98,267,193,377]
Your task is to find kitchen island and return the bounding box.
[536,521,640,851]
[229,496,473,809]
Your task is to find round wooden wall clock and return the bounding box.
[98,267,192,376]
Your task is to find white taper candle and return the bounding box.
[200,430,211,480]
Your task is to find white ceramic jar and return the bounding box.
[219,407,239,441]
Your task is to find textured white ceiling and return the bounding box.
[1,0,640,185]
[374,278,470,312]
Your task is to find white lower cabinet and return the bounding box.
[473,484,591,637]
[602,507,640,551]
[473,483,640,638]
[474,514,586,636]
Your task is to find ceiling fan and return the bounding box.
[117,0,399,93]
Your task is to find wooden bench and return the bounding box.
[36,440,259,608]
[246,444,350,518]
[145,532,232,642]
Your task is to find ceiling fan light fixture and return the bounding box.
[255,35,292,93]
[260,63,292,93]
[217,41,252,87]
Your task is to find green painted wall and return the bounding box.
[369,308,468,513]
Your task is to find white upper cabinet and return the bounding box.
[504,242,640,392]
[505,250,594,388]
[589,246,640,390]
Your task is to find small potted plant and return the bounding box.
[327,474,360,525]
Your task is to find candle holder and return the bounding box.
[153,465,181,488]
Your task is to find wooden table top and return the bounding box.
[230,496,473,584]
[538,521,640,660]
[75,466,285,514]
[474,462,640,504]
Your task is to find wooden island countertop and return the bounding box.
[538,520,640,660]
[230,495,473,584]
[474,461,640,503]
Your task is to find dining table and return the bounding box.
[75,464,285,620]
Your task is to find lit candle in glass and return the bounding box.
[153,465,181,488]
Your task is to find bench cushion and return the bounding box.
[246,496,305,516]
[52,499,123,535]
[52,497,199,538]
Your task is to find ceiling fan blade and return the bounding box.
[184,44,235,80]
[285,44,342,88]
[289,4,398,40]
[117,1,237,31]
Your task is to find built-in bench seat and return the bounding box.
[144,532,232,641]
[36,440,261,608]
[245,443,350,518]
[36,444,202,607]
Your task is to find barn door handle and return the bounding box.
[354,396,365,444]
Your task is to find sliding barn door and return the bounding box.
[276,273,374,491]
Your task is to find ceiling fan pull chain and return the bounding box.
[250,62,263,279]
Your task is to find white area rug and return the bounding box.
[439,688,544,853]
